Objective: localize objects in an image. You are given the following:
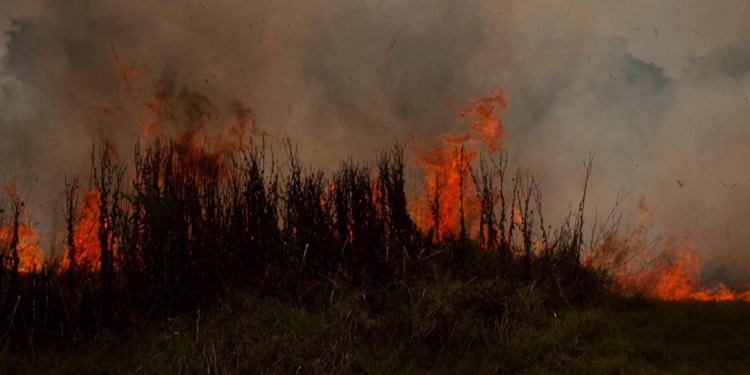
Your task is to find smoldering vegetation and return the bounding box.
[0,133,609,355]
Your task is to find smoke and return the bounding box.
[1,0,749,270]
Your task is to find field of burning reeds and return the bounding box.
[0,106,602,347]
[1,83,750,374]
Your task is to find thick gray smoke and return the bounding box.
[1,0,749,274]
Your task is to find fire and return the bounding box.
[410,133,479,238]
[638,196,655,223]
[111,44,146,84]
[621,247,750,302]
[512,206,523,226]
[0,221,44,272]
[56,46,750,305]
[589,198,750,302]
[60,48,264,271]
[410,91,509,239]
[130,69,259,180]
[139,119,161,136]
[1,182,44,272]
[458,90,508,152]
[4,181,17,200]
[62,189,103,270]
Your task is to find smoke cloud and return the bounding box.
[1,0,749,272]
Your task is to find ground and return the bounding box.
[2,288,749,375]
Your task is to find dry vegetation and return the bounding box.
[3,137,737,374]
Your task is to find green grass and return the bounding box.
[2,285,750,375]
[511,298,750,375]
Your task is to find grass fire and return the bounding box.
[1,1,750,373]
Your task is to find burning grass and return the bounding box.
[583,194,750,303]
[0,86,746,365]
[0,101,748,373]
[0,124,605,352]
[0,51,745,369]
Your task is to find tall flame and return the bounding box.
[458,90,508,152]
[1,182,44,272]
[410,91,508,239]
[0,221,44,272]
[62,189,102,270]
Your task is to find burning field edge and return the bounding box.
[0,50,748,372]
[1,132,749,374]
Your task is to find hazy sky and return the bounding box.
[1,0,749,267]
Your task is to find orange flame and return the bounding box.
[136,74,259,180]
[589,198,750,302]
[3,181,18,198]
[409,91,509,239]
[1,182,44,272]
[410,134,479,238]
[623,248,750,302]
[458,90,508,152]
[638,196,655,223]
[62,189,102,270]
[57,50,264,273]
[0,222,44,272]
[111,45,146,84]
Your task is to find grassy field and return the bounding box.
[2,286,749,375]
